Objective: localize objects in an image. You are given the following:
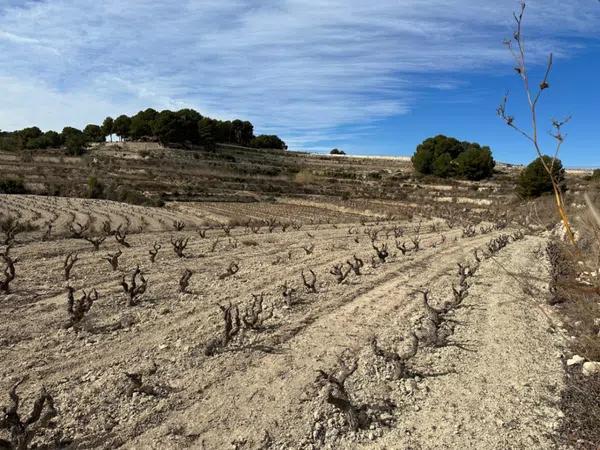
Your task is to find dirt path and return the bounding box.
[358,235,565,449]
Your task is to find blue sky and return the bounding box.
[1,0,599,167]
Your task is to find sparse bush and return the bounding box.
[87,176,105,199]
[0,179,27,195]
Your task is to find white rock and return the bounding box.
[582,361,600,376]
[567,355,585,366]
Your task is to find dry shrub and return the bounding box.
[557,369,600,449]
[550,201,600,447]
[294,170,315,184]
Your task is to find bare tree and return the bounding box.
[170,236,189,258]
[69,221,89,239]
[102,220,113,236]
[41,222,52,242]
[281,282,297,306]
[205,303,241,356]
[410,237,420,252]
[104,249,122,271]
[395,241,409,255]
[219,262,239,280]
[121,265,147,306]
[316,357,365,431]
[1,217,22,246]
[210,237,220,253]
[65,286,99,329]
[148,242,161,263]
[301,269,318,293]
[179,269,193,293]
[372,242,389,263]
[0,377,57,450]
[497,1,575,243]
[63,252,78,281]
[370,333,418,379]
[241,293,273,330]
[249,222,261,234]
[452,284,469,306]
[302,243,315,255]
[115,227,131,248]
[330,263,351,284]
[347,255,364,275]
[265,218,277,233]
[84,235,106,251]
[0,251,17,293]
[173,220,185,231]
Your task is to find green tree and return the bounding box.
[102,117,114,142]
[25,130,62,149]
[250,135,286,149]
[113,115,131,141]
[153,110,183,144]
[412,135,495,180]
[65,133,89,156]
[517,155,566,198]
[432,153,454,177]
[61,126,82,142]
[455,146,495,180]
[198,119,216,151]
[83,124,105,143]
[18,126,42,141]
[129,108,158,140]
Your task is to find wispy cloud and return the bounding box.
[0,0,598,148]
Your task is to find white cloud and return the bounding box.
[0,0,598,147]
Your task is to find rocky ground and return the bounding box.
[0,195,569,449]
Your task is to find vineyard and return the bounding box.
[0,187,570,449]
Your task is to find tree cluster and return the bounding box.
[0,108,286,153]
[411,135,495,181]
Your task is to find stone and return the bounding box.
[582,361,600,376]
[567,355,585,366]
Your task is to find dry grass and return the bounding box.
[549,200,600,448]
